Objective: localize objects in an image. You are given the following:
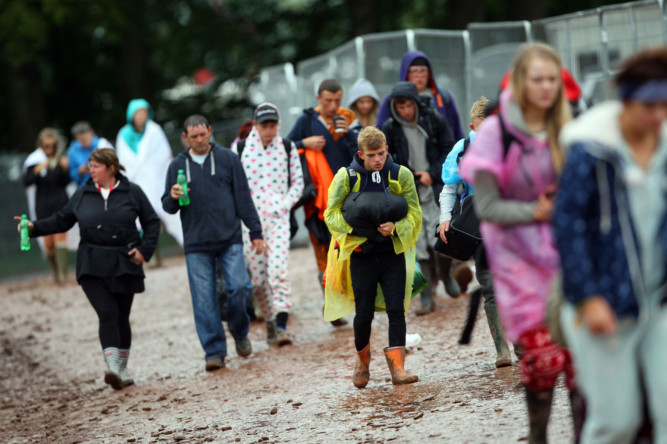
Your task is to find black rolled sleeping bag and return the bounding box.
[342,191,408,243]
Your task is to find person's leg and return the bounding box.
[79,277,123,388]
[43,234,59,283]
[561,303,643,443]
[185,252,228,362]
[349,253,379,388]
[415,226,435,315]
[114,292,135,387]
[379,253,407,348]
[379,253,417,385]
[267,217,293,345]
[477,246,511,367]
[219,243,252,355]
[310,232,346,326]
[638,305,667,443]
[350,254,379,351]
[80,277,121,348]
[435,252,461,297]
[54,231,68,283]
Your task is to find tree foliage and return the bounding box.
[0,0,629,152]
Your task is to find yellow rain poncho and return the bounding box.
[323,165,422,321]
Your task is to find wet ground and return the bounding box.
[0,246,573,443]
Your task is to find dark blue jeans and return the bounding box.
[350,252,406,351]
[185,243,251,362]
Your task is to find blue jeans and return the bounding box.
[185,243,251,361]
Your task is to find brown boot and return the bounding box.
[353,344,371,388]
[383,346,418,385]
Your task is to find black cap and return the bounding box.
[410,57,429,67]
[254,103,279,124]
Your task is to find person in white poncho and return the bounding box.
[116,99,183,253]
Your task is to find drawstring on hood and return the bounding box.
[184,145,216,183]
[350,152,395,207]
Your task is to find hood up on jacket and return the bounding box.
[347,152,397,204]
[399,51,444,108]
[347,78,380,107]
[388,81,422,127]
[120,99,155,153]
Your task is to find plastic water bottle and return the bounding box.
[20,214,30,251]
[177,169,189,206]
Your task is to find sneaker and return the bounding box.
[235,337,253,358]
[275,328,292,347]
[205,357,225,372]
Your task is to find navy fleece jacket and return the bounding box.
[162,143,262,254]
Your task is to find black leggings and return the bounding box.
[350,252,406,351]
[80,277,134,350]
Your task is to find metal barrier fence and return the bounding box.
[256,0,667,134]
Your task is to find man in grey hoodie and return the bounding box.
[381,81,459,315]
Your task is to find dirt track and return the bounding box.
[0,246,573,443]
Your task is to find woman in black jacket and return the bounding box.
[23,128,71,283]
[16,148,160,390]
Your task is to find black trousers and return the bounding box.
[350,252,406,351]
[80,277,135,350]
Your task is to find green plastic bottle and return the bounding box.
[20,214,30,251]
[177,169,190,206]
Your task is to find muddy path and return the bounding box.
[0,247,573,443]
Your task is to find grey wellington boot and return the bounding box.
[484,304,512,367]
[103,347,122,390]
[266,320,278,346]
[416,260,435,315]
[118,348,134,388]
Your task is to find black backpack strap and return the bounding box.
[389,163,401,180]
[347,167,358,190]
[236,139,246,157]
[456,137,471,164]
[282,137,292,184]
[497,113,519,160]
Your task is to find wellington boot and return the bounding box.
[118,349,134,388]
[46,253,59,284]
[352,344,371,388]
[484,304,512,367]
[436,254,461,297]
[55,245,68,283]
[266,320,278,346]
[525,387,554,444]
[103,347,122,390]
[383,346,418,385]
[416,292,434,316]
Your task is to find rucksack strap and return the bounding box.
[497,113,520,159]
[456,137,471,164]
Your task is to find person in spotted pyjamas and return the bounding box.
[232,103,304,346]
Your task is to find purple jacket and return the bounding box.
[375,51,464,140]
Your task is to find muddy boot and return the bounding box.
[353,344,371,388]
[118,349,134,388]
[103,347,122,390]
[55,245,68,283]
[484,304,512,368]
[46,252,60,283]
[416,260,435,316]
[383,346,418,385]
[525,387,554,444]
[436,254,461,297]
[416,291,434,315]
[266,320,278,346]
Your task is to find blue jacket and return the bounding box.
[376,50,463,141]
[67,135,113,185]
[161,143,262,254]
[287,108,358,174]
[554,102,667,319]
[441,131,476,198]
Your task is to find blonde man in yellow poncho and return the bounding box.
[324,127,422,388]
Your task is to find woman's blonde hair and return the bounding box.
[89,148,126,176]
[511,42,571,172]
